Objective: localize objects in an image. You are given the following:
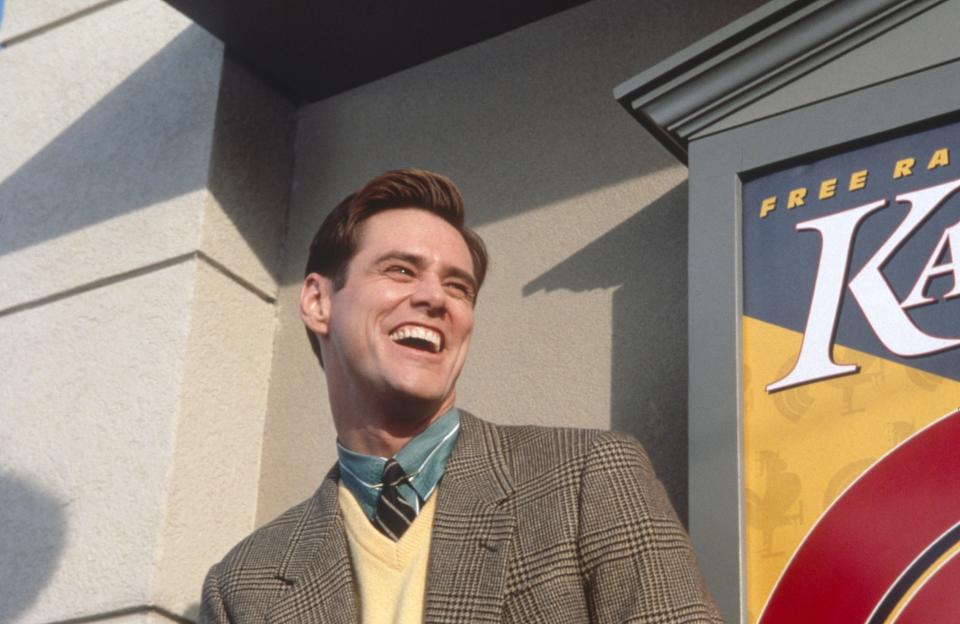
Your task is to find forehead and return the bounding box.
[354,208,474,271]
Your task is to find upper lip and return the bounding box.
[388,322,445,352]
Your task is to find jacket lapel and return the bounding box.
[266,466,359,624]
[424,412,517,623]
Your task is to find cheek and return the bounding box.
[459,307,476,336]
[334,308,374,353]
[453,314,475,349]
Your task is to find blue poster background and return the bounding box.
[742,119,960,383]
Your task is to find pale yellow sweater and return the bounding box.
[338,484,436,624]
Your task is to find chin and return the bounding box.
[394,387,452,407]
[385,377,454,408]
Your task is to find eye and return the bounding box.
[385,264,415,278]
[444,281,475,301]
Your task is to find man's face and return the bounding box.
[314,208,477,413]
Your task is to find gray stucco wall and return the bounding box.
[1,3,218,621]
[257,0,767,527]
[0,2,292,622]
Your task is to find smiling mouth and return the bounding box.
[389,325,443,353]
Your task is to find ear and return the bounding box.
[300,273,333,337]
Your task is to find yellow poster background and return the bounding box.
[742,316,960,622]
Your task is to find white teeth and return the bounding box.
[389,325,442,352]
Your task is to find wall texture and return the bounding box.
[0,1,293,622]
[257,0,766,527]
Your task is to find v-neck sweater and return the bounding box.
[338,483,436,624]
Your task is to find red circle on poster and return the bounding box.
[758,409,960,623]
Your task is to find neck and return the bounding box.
[332,393,455,457]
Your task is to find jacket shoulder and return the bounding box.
[465,413,649,484]
[201,494,326,623]
[206,480,341,608]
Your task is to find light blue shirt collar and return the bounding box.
[337,407,460,519]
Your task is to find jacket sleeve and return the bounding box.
[577,433,723,624]
[199,562,231,624]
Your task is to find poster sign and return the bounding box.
[741,119,960,623]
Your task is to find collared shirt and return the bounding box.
[337,407,460,520]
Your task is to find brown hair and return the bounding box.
[304,168,488,363]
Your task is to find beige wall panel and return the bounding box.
[258,0,765,524]
[199,58,296,299]
[0,0,239,621]
[0,261,195,624]
[256,288,338,525]
[0,0,222,310]
[460,174,686,426]
[154,262,276,619]
[52,610,179,624]
[0,0,106,41]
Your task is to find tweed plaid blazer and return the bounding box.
[201,413,721,623]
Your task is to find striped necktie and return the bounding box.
[374,459,418,540]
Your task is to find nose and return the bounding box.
[410,273,447,313]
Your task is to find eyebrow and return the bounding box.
[375,251,478,291]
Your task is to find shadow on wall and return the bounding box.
[205,54,296,285]
[0,0,767,286]
[280,0,776,255]
[524,182,690,523]
[0,25,217,258]
[0,471,68,623]
[184,601,201,622]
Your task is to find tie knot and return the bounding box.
[381,459,408,487]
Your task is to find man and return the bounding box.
[201,169,721,623]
